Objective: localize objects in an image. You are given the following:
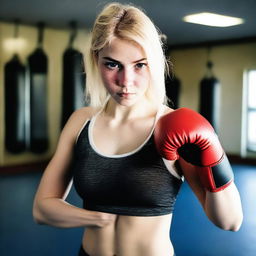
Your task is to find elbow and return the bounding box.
[230,224,241,232]
[32,202,46,225]
[219,222,241,232]
[228,211,243,232]
[227,216,243,232]
[216,214,243,232]
[206,206,244,232]
[32,209,43,225]
[33,213,44,225]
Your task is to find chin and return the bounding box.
[114,96,137,106]
[118,100,137,107]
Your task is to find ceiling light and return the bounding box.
[183,12,244,27]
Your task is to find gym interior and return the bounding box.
[1,1,256,255]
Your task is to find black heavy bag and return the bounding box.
[61,22,86,128]
[4,54,26,153]
[199,61,220,132]
[161,36,181,109]
[165,75,181,109]
[61,50,85,127]
[27,23,48,153]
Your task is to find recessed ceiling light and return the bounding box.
[183,12,244,27]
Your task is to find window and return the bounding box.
[243,70,256,152]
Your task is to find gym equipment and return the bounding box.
[154,108,234,192]
[165,75,181,109]
[4,21,26,153]
[4,55,26,153]
[27,22,49,153]
[199,61,220,132]
[61,21,86,128]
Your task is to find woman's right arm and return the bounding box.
[33,108,116,228]
[177,158,243,231]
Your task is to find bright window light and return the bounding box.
[183,12,244,27]
[243,70,256,152]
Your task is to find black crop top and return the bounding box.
[72,116,182,216]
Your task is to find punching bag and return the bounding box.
[27,22,49,153]
[61,22,86,128]
[199,61,220,132]
[4,54,26,153]
[165,75,181,109]
[161,35,181,109]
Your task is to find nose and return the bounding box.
[118,67,134,89]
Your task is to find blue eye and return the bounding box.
[135,63,147,69]
[105,62,122,70]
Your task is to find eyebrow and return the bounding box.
[102,57,147,64]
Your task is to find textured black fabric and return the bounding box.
[73,121,182,216]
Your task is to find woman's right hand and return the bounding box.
[88,211,117,228]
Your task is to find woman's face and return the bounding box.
[97,38,150,106]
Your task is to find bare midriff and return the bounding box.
[82,213,174,256]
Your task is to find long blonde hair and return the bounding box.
[85,2,168,108]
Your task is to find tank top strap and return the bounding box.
[76,97,110,143]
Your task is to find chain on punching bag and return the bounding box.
[27,22,49,153]
[199,61,220,132]
[4,21,26,153]
[61,21,86,128]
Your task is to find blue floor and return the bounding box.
[1,164,256,256]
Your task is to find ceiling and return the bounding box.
[1,0,256,47]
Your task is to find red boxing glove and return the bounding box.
[154,108,234,192]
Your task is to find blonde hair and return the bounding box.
[85,2,168,108]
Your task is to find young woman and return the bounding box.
[33,3,243,256]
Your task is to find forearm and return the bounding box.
[203,182,243,231]
[33,198,112,228]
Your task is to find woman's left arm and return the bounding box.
[178,158,243,231]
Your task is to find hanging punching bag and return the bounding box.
[165,75,181,109]
[4,54,26,153]
[4,20,27,154]
[161,35,181,110]
[27,22,48,153]
[199,61,220,132]
[61,21,86,128]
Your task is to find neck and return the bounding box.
[103,97,156,122]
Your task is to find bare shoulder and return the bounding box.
[61,106,100,141]
[161,105,174,116]
[69,106,98,123]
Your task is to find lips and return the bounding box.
[117,92,135,97]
